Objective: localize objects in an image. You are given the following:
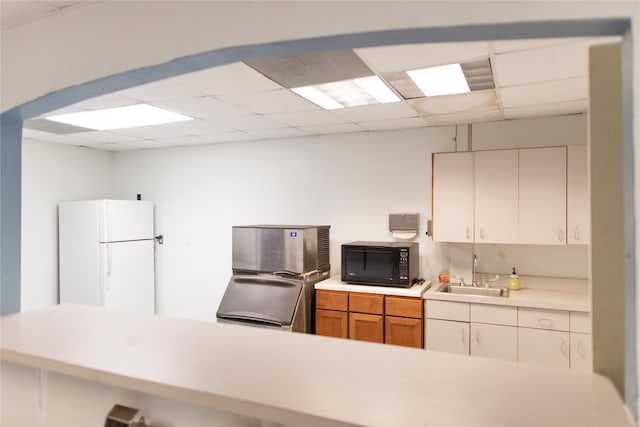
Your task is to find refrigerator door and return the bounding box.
[100,200,154,242]
[100,239,155,314]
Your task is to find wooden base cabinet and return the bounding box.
[315,290,423,348]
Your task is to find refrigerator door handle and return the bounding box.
[106,244,112,290]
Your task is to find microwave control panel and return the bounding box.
[399,249,409,280]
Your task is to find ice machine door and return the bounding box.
[216,274,303,327]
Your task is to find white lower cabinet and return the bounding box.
[425,299,591,370]
[425,319,469,355]
[518,327,571,368]
[471,323,518,361]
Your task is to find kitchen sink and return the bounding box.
[438,284,510,298]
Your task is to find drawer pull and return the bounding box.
[537,317,553,328]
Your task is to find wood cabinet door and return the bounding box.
[470,323,517,361]
[315,309,348,339]
[385,316,423,348]
[349,312,384,343]
[474,149,519,243]
[518,327,570,368]
[433,152,475,242]
[425,319,469,355]
[519,146,567,245]
[567,145,590,244]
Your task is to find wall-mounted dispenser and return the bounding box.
[105,404,151,427]
[389,213,419,239]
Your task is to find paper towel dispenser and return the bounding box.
[389,213,419,239]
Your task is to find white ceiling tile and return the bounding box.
[358,117,430,131]
[494,40,593,87]
[216,89,321,114]
[410,90,498,116]
[68,93,138,111]
[21,128,55,140]
[424,110,503,126]
[73,131,146,143]
[154,118,233,135]
[150,135,210,146]
[265,111,348,127]
[356,42,491,73]
[491,38,589,54]
[151,97,249,119]
[98,143,149,152]
[500,78,588,109]
[116,79,204,102]
[112,140,180,150]
[205,131,260,144]
[245,128,312,140]
[503,100,588,120]
[111,125,186,140]
[331,101,419,122]
[299,123,366,135]
[175,62,282,95]
[211,114,288,131]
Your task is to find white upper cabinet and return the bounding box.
[432,152,474,242]
[518,147,567,245]
[474,149,519,243]
[567,145,590,244]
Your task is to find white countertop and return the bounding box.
[425,276,590,312]
[1,304,631,426]
[315,275,431,297]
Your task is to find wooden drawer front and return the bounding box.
[386,296,423,318]
[470,304,517,326]
[519,307,569,331]
[570,311,591,333]
[385,316,423,348]
[316,290,348,311]
[425,300,469,322]
[349,313,384,343]
[349,293,384,315]
[315,309,348,338]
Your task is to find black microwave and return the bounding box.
[341,241,419,288]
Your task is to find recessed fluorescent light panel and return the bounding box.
[407,64,470,97]
[46,104,193,130]
[292,76,400,110]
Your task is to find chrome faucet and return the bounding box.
[472,254,478,287]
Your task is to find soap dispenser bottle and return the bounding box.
[509,268,520,290]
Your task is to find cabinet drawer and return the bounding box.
[519,307,569,331]
[470,304,517,326]
[349,293,384,315]
[570,311,591,333]
[425,300,469,322]
[316,290,348,311]
[386,296,423,318]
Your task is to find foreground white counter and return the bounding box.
[0,305,632,427]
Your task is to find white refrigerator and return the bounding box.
[59,199,156,314]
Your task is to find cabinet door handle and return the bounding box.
[537,317,553,328]
[475,329,480,346]
[466,227,471,240]
[577,341,586,358]
[480,227,486,240]
[558,228,564,242]
[560,338,569,359]
[460,328,466,345]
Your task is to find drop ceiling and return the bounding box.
[8,2,619,151]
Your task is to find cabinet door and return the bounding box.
[433,152,474,242]
[519,147,567,245]
[349,312,384,343]
[425,319,469,355]
[570,332,593,372]
[470,323,517,361]
[386,316,423,348]
[518,327,570,368]
[567,145,590,244]
[315,309,348,339]
[474,149,519,243]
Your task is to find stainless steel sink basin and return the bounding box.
[439,284,510,298]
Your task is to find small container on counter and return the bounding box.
[509,267,520,290]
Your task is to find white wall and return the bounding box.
[112,127,456,321]
[20,140,113,312]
